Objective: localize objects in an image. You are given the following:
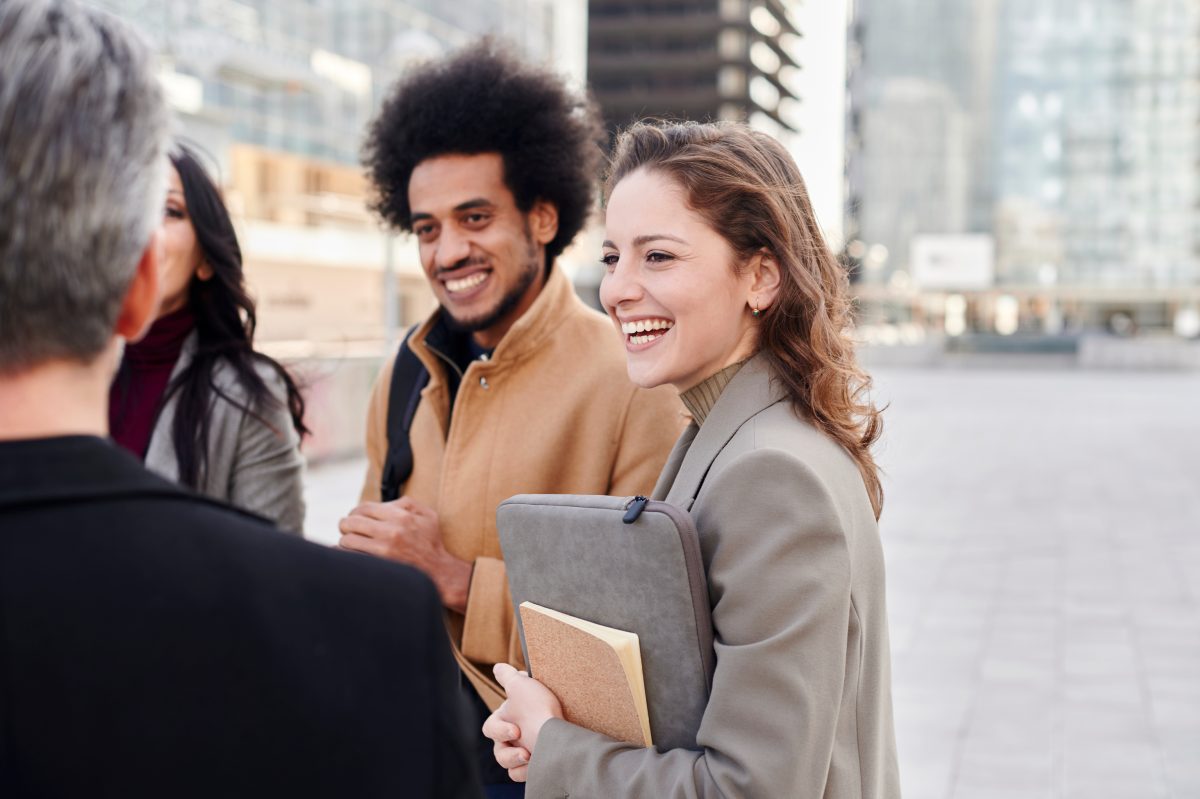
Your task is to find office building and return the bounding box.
[588,0,804,139]
[849,0,1200,335]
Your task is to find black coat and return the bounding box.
[0,436,481,798]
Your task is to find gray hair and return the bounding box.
[0,0,170,372]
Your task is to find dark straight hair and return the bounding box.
[163,143,308,488]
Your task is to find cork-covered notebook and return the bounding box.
[498,494,714,751]
[518,602,651,747]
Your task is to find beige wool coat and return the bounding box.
[528,355,901,798]
[360,266,685,708]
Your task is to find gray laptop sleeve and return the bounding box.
[496,494,714,751]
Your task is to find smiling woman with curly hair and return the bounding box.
[484,121,900,799]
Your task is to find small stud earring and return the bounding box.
[751,299,761,318]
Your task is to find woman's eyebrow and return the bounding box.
[602,234,689,249]
[634,234,687,246]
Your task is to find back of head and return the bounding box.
[363,39,604,267]
[0,0,170,373]
[607,121,885,517]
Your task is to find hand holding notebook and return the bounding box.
[518,602,652,747]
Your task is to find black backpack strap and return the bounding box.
[380,325,430,502]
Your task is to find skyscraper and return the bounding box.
[846,0,991,284]
[848,0,1200,334]
[588,0,803,140]
[994,0,1200,290]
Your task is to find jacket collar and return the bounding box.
[411,264,581,380]
[167,329,199,383]
[0,435,181,511]
[658,354,788,509]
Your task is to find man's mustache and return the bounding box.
[434,257,489,279]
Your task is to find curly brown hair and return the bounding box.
[362,39,605,269]
[606,121,885,518]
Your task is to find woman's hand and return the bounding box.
[483,663,564,782]
[482,705,532,782]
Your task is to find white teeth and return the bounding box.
[445,272,488,293]
[629,331,669,345]
[620,319,674,335]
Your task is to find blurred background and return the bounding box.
[87,1,1200,797]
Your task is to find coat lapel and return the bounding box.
[663,355,787,509]
[143,330,198,478]
[651,423,698,500]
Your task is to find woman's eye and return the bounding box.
[599,253,619,268]
[646,251,674,264]
[164,207,185,220]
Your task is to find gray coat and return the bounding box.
[144,333,306,533]
[528,355,901,798]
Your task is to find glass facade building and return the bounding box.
[994,0,1199,289]
[848,0,1200,335]
[88,0,577,165]
[846,0,989,281]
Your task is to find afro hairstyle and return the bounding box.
[363,40,605,268]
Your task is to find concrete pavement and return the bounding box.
[873,367,1200,799]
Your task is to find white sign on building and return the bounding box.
[910,234,995,290]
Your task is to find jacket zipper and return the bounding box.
[623,495,649,523]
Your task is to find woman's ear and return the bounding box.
[748,248,783,311]
[528,200,559,247]
[197,260,214,281]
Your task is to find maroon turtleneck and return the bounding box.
[109,306,196,459]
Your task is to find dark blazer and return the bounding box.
[0,435,481,799]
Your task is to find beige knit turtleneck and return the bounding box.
[679,360,747,427]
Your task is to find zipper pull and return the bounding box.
[623,495,649,524]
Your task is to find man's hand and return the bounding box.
[338,497,472,612]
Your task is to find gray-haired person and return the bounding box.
[0,1,480,796]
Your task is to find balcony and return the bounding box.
[590,10,727,38]
[589,48,723,77]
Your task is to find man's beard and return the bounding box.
[442,232,541,334]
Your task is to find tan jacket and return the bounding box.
[361,266,684,708]
[529,355,901,798]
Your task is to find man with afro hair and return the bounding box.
[339,41,684,795]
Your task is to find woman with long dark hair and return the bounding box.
[109,143,308,532]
